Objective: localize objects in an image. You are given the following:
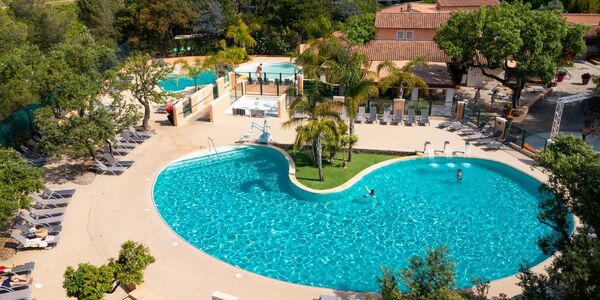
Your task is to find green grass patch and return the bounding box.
[287,150,397,190]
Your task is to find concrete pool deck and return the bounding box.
[15,112,554,300]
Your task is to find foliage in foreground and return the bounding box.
[0,148,43,226]
[63,241,155,300]
[516,135,600,299]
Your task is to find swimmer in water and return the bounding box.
[457,169,462,181]
[364,186,376,198]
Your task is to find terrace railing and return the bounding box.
[237,72,298,96]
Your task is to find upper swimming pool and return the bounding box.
[153,146,556,292]
[158,71,216,92]
[235,62,300,77]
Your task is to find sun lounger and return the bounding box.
[460,122,486,135]
[128,126,152,138]
[437,114,458,128]
[448,116,469,131]
[366,107,377,124]
[41,187,75,199]
[19,211,63,227]
[94,160,127,175]
[319,295,339,300]
[30,193,70,208]
[103,153,134,168]
[13,224,62,239]
[391,109,404,125]
[340,108,348,122]
[18,146,45,161]
[487,135,515,151]
[29,207,66,217]
[419,110,430,126]
[121,132,145,144]
[380,109,391,125]
[355,107,366,123]
[11,231,59,250]
[0,262,35,276]
[477,131,502,144]
[406,109,416,126]
[0,285,32,299]
[17,152,46,168]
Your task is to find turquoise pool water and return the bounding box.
[158,72,216,92]
[153,146,554,292]
[235,62,300,78]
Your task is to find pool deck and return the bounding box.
[16,112,554,300]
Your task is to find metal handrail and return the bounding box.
[207,137,219,158]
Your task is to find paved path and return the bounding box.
[14,112,551,300]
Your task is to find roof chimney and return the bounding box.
[407,2,413,12]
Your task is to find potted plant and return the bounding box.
[582,73,591,85]
[503,103,513,118]
[556,70,567,82]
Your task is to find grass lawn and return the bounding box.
[287,150,397,190]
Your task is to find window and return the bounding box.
[396,31,404,40]
[406,31,414,40]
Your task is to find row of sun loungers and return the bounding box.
[97,126,151,175]
[0,261,35,299]
[354,107,430,126]
[439,116,516,152]
[10,187,76,252]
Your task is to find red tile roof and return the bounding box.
[354,40,449,62]
[375,13,450,29]
[563,14,600,39]
[436,0,500,7]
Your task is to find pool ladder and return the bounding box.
[207,137,219,159]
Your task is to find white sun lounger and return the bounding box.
[0,262,35,276]
[406,109,417,126]
[13,224,62,239]
[41,187,75,199]
[128,126,152,138]
[355,107,366,123]
[94,160,127,175]
[103,153,134,168]
[366,106,377,124]
[11,231,60,251]
[30,193,70,208]
[380,109,391,125]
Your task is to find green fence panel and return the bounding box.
[0,103,40,147]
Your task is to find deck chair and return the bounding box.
[406,109,417,126]
[29,207,66,217]
[11,231,59,250]
[366,106,377,124]
[477,131,502,144]
[468,126,493,139]
[128,126,152,138]
[0,285,32,299]
[355,107,366,123]
[13,224,62,239]
[121,131,145,144]
[18,211,63,227]
[0,262,35,276]
[487,135,515,151]
[340,108,348,122]
[94,160,127,175]
[30,193,70,208]
[380,109,391,125]
[419,110,430,126]
[460,122,486,135]
[392,109,404,125]
[437,114,457,128]
[103,153,134,168]
[293,109,306,119]
[41,187,75,199]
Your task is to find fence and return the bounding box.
[0,103,40,147]
[237,71,298,96]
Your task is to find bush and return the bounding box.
[109,241,156,286]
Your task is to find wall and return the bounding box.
[375,28,437,41]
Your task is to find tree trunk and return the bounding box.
[142,102,151,130]
[109,280,120,294]
[316,134,324,181]
[347,120,354,162]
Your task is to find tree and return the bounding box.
[115,0,196,52]
[226,18,260,49]
[0,45,41,120]
[435,3,586,107]
[190,0,226,41]
[77,0,124,43]
[122,53,174,130]
[64,241,155,299]
[539,0,565,11]
[343,13,376,45]
[0,10,28,53]
[108,241,156,290]
[0,148,43,226]
[64,263,115,300]
[181,59,208,91]
[377,58,429,101]
[379,246,463,300]
[284,90,342,181]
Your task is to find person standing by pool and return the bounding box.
[256,63,263,82]
[457,169,463,181]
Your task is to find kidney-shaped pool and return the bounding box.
[153,146,555,292]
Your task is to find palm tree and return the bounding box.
[377,57,429,100]
[343,77,378,162]
[283,91,342,182]
[226,19,260,49]
[181,59,207,91]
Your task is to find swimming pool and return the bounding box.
[158,72,216,92]
[153,146,556,292]
[235,62,300,79]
